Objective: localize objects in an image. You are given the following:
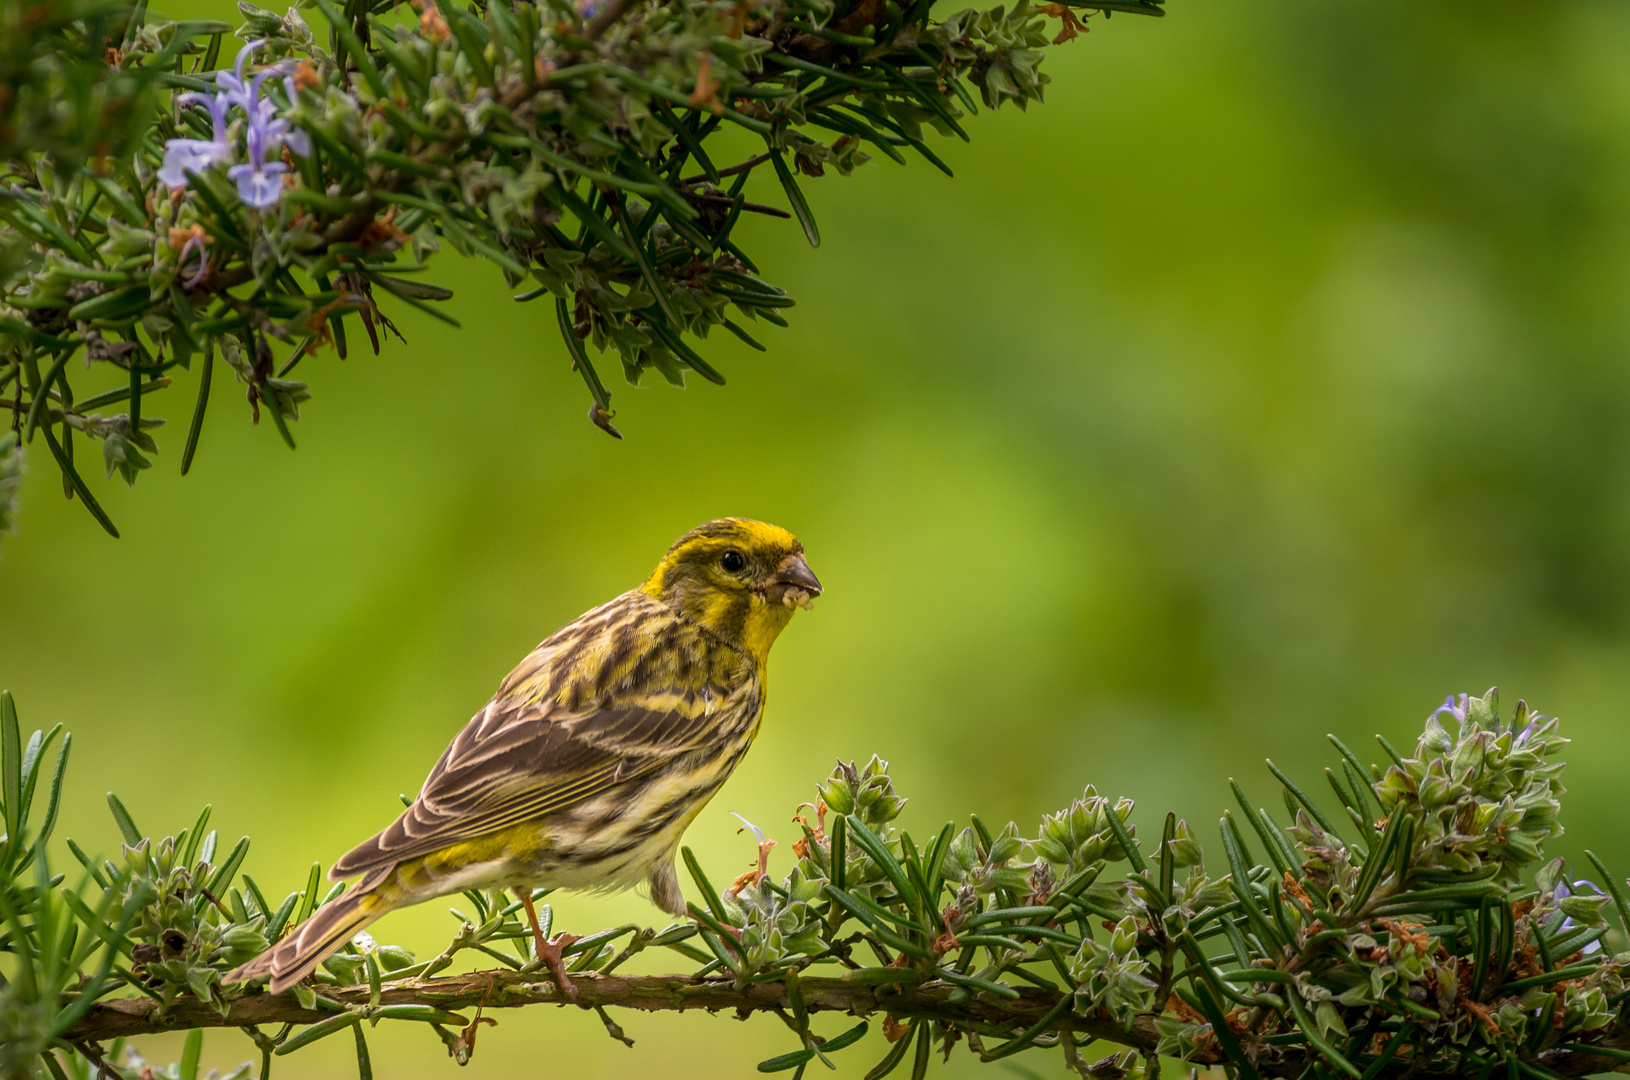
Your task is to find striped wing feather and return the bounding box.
[331,592,756,879]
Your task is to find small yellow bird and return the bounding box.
[227,518,820,996]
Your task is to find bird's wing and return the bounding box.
[331,603,756,879]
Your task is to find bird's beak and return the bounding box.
[769,553,822,610]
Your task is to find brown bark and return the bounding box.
[58,969,1630,1078]
[63,969,1147,1048]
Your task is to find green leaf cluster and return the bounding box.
[0,0,1163,537]
[11,686,1628,1080]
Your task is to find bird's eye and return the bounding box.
[720,550,746,573]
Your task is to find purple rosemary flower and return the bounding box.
[160,38,308,208]
[1513,709,1548,747]
[249,68,310,159]
[178,233,209,289]
[1433,694,1469,725]
[280,72,314,153]
[221,40,305,149]
[224,61,309,209]
[157,92,233,189]
[214,39,270,113]
[228,117,289,210]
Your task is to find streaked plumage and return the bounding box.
[227,518,820,994]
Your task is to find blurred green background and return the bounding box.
[7,0,1630,1074]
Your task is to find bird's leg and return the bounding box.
[514,888,581,1002]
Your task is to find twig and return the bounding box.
[63,970,1155,1050]
[680,191,791,218]
[70,1041,117,1080]
[57,968,1630,1078]
[681,151,773,186]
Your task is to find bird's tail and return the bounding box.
[226,875,398,994]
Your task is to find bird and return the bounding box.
[225,517,821,997]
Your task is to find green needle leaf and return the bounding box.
[844,815,915,904]
[0,691,19,864]
[758,1049,815,1073]
[1267,758,1340,838]
[105,792,141,846]
[681,846,729,923]
[42,426,118,538]
[1285,987,1362,1079]
[22,347,76,444]
[821,1020,869,1054]
[275,1013,359,1055]
[769,152,820,248]
[180,1029,203,1080]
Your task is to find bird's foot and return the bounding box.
[513,887,581,1002]
[535,932,581,1002]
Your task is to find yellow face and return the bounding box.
[642,518,822,661]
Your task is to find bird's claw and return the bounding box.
[535,932,581,1002]
[514,887,581,1002]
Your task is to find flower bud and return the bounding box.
[376,944,417,971]
[1422,714,1454,754]
[1536,857,1566,895]
[1560,893,1610,926]
[818,777,855,816]
[219,925,268,963]
[322,953,365,983]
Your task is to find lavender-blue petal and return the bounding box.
[280,127,311,157]
[159,139,230,188]
[228,161,289,209]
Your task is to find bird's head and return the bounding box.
[643,518,822,661]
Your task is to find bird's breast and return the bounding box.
[498,748,743,893]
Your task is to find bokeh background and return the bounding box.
[6,0,1630,1075]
